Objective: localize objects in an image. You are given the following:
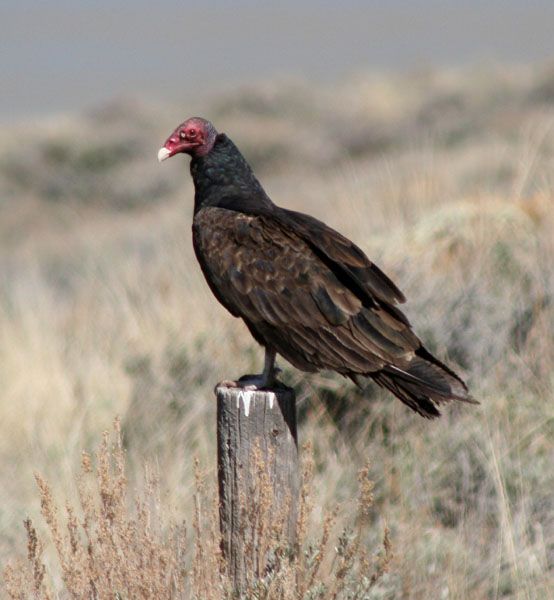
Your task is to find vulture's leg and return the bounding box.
[260,347,277,387]
[216,347,280,390]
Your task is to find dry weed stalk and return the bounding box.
[191,458,226,599]
[3,519,52,600]
[3,422,391,599]
[3,419,188,599]
[226,443,392,599]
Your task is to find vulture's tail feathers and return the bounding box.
[353,349,478,419]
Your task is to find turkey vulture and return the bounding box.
[158,117,476,418]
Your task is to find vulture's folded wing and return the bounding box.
[193,207,420,375]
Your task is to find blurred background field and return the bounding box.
[1,64,553,598]
[2,3,554,598]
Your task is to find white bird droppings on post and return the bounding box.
[238,390,255,417]
[233,389,277,416]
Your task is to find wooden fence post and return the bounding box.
[216,384,299,592]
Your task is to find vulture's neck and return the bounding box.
[190,134,274,215]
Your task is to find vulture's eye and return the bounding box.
[189,129,197,138]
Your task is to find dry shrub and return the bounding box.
[3,422,392,599]
[3,419,188,599]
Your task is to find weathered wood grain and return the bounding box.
[216,384,299,592]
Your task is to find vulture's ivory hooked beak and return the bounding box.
[157,147,171,162]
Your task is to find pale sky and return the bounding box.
[2,1,554,119]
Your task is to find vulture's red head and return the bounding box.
[158,117,218,162]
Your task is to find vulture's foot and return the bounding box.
[215,367,282,392]
[215,348,280,391]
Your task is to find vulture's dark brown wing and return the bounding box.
[193,205,474,417]
[193,206,420,371]
[278,209,407,307]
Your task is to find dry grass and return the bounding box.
[1,64,554,598]
[3,422,391,599]
[4,420,188,599]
